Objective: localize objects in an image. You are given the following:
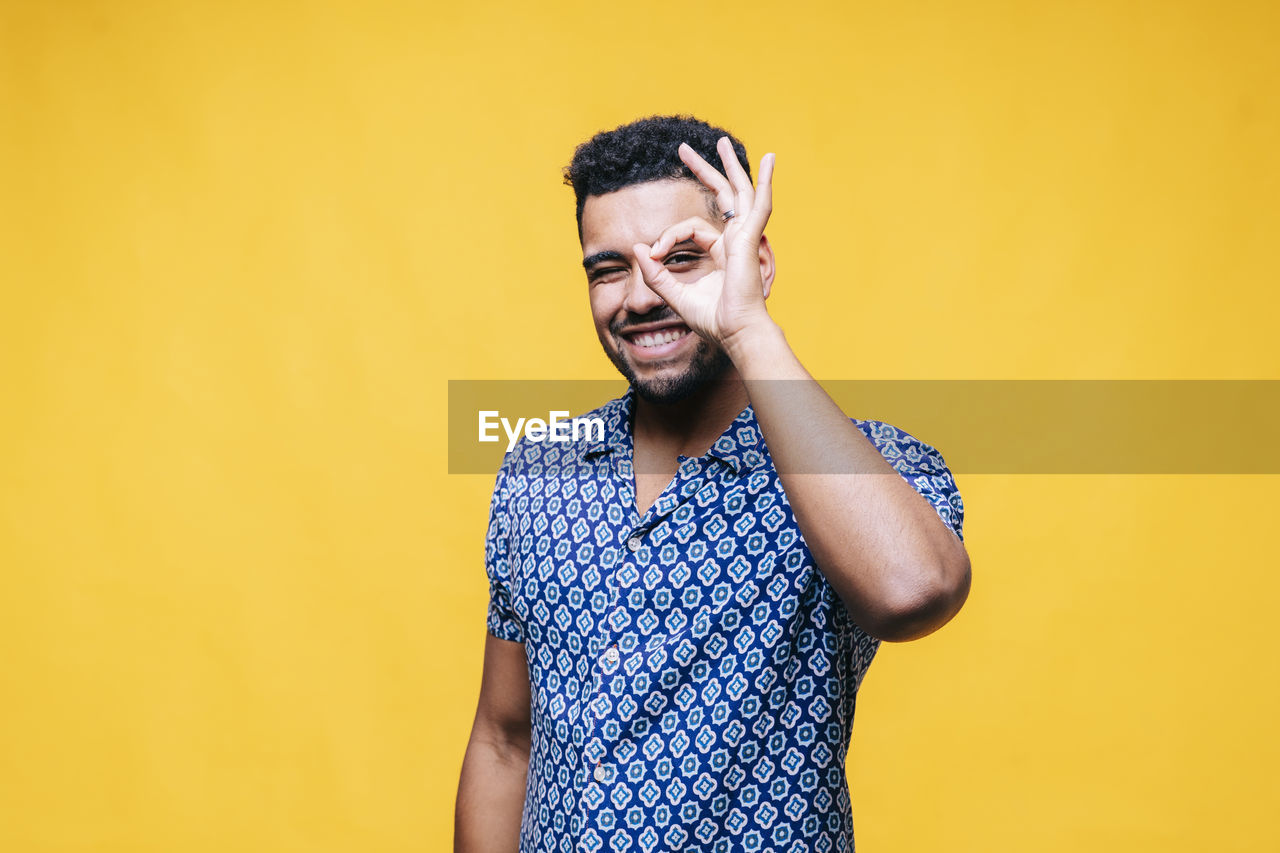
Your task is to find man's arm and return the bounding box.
[455,633,531,853]
[635,138,970,642]
[726,328,971,642]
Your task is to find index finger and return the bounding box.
[647,216,725,260]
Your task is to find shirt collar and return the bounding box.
[578,389,634,460]
[579,387,766,474]
[705,404,766,473]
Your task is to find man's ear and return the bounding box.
[759,234,777,300]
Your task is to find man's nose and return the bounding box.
[622,259,665,316]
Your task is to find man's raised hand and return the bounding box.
[632,137,777,357]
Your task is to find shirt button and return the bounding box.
[627,536,642,552]
[593,764,608,783]
[604,647,619,664]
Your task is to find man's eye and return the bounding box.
[589,268,627,283]
[664,253,700,266]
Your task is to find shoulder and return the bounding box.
[497,395,627,479]
[850,418,953,476]
[853,418,965,539]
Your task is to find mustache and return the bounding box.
[611,309,682,336]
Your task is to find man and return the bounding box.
[456,115,971,853]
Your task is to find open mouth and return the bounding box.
[620,324,692,358]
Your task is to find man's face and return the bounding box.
[580,179,731,405]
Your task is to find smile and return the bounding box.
[619,324,691,353]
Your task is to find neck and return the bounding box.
[631,368,749,459]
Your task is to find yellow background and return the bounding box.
[2,0,1277,850]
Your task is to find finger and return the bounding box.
[717,136,755,214]
[647,216,724,260]
[679,143,736,217]
[744,152,774,238]
[632,243,687,310]
[675,142,737,197]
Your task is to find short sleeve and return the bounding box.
[483,455,526,643]
[856,420,966,542]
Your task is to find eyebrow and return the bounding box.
[582,250,625,271]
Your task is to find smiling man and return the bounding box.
[455,115,972,853]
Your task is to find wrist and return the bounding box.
[722,320,792,377]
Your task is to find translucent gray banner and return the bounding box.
[447,380,1280,474]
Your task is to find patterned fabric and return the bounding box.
[484,390,964,853]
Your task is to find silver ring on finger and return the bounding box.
[721,209,736,222]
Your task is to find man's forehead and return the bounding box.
[580,179,718,250]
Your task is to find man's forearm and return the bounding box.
[724,321,971,641]
[455,732,529,853]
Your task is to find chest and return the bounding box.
[633,468,679,517]
[507,465,816,644]
[631,442,693,516]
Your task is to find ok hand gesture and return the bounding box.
[633,137,776,357]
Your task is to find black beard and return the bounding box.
[602,332,732,405]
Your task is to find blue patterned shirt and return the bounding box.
[484,390,964,853]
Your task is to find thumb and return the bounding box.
[632,243,683,307]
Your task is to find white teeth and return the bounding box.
[633,328,687,348]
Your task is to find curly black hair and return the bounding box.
[563,115,750,239]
